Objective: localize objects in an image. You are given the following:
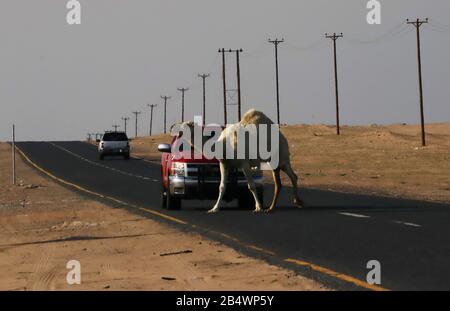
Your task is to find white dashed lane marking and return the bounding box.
[339,212,371,219]
[393,221,422,228]
[48,142,155,181]
[338,211,423,228]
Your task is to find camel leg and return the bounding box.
[266,168,282,213]
[209,161,227,213]
[281,163,303,207]
[242,166,263,213]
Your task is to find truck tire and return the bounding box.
[166,187,181,210]
[124,153,130,160]
[160,183,167,209]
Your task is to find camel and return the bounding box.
[171,109,303,213]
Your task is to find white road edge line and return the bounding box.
[339,212,371,219]
[48,142,157,182]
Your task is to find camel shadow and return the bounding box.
[273,186,450,212]
[184,185,450,213]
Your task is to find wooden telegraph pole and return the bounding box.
[161,96,171,134]
[198,73,210,126]
[177,87,189,122]
[268,38,284,125]
[407,18,429,146]
[147,104,157,136]
[132,111,141,138]
[219,48,228,125]
[325,33,344,135]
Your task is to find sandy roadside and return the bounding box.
[0,143,326,291]
[129,123,450,204]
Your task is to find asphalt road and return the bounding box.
[15,141,450,290]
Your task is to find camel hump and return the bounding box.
[241,109,274,126]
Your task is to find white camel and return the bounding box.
[173,109,303,213]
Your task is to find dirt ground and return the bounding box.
[0,143,325,291]
[130,123,450,204]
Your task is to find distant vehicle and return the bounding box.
[158,127,264,210]
[98,131,130,160]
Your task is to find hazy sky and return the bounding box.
[1,0,450,141]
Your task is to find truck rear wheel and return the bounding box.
[166,188,181,210]
[160,185,167,209]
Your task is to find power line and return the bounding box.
[284,39,327,52]
[268,38,284,125]
[407,18,429,147]
[344,22,410,45]
[428,20,450,30]
[425,21,450,36]
[242,42,271,58]
[325,32,344,135]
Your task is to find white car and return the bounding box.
[98,131,130,160]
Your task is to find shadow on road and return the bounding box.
[183,185,450,213]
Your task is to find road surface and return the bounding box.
[15,141,450,290]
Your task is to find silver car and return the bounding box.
[98,131,130,160]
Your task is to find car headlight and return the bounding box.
[171,162,186,176]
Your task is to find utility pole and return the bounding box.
[87,133,92,141]
[132,111,141,138]
[219,48,244,122]
[12,124,15,185]
[198,73,210,126]
[112,124,120,132]
[161,96,171,134]
[177,87,189,122]
[325,33,344,135]
[219,48,228,125]
[268,38,284,125]
[407,18,429,146]
[147,104,157,136]
[235,49,243,120]
[122,117,130,135]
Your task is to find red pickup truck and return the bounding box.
[158,127,264,210]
